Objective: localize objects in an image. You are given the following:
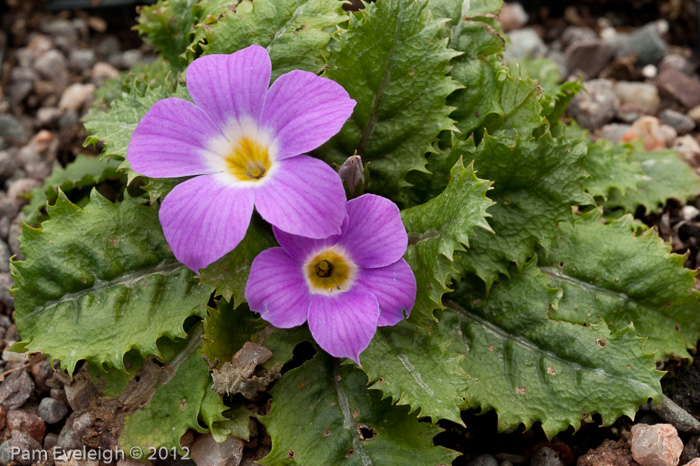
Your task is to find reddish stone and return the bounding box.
[630,423,683,466]
[657,69,700,109]
[7,410,46,443]
[577,439,638,466]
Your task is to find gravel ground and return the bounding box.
[2,1,700,466]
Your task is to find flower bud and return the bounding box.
[338,155,366,197]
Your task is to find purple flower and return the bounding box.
[245,194,417,364]
[127,45,356,272]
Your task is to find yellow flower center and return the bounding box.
[306,249,356,295]
[225,137,271,182]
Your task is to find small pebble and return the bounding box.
[567,79,619,130]
[630,423,683,466]
[0,370,34,410]
[530,447,564,466]
[687,459,700,466]
[190,434,244,466]
[659,109,696,135]
[467,454,498,466]
[642,64,658,79]
[615,81,661,115]
[39,397,68,424]
[58,83,95,112]
[7,410,46,443]
[43,432,58,450]
[8,430,43,466]
[504,28,546,60]
[499,3,528,33]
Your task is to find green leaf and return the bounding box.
[84,84,189,161]
[202,300,265,368]
[260,353,458,466]
[400,159,493,321]
[199,0,347,79]
[88,350,145,397]
[121,345,213,454]
[23,155,124,226]
[358,320,469,425]
[137,0,233,69]
[453,132,591,288]
[198,220,276,306]
[541,211,700,360]
[202,299,312,372]
[321,0,461,201]
[11,192,213,373]
[443,260,663,437]
[564,124,649,200]
[431,0,503,24]
[211,406,254,443]
[451,53,546,142]
[605,142,700,213]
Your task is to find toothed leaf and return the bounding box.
[358,320,469,425]
[605,142,700,213]
[541,211,700,360]
[11,192,212,373]
[443,261,663,437]
[321,0,461,201]
[400,159,493,321]
[198,0,347,79]
[260,353,458,466]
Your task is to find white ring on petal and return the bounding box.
[302,245,358,296]
[204,116,280,187]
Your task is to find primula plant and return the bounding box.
[9,0,700,463]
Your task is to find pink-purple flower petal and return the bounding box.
[260,70,356,159]
[159,174,254,272]
[246,248,311,328]
[186,46,271,130]
[337,194,408,268]
[271,217,347,263]
[308,291,379,365]
[255,155,346,239]
[354,259,416,326]
[127,98,223,178]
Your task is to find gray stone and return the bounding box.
[59,110,80,131]
[57,424,82,451]
[504,28,546,61]
[43,433,58,450]
[96,36,120,58]
[0,114,27,144]
[466,454,499,466]
[8,220,23,260]
[33,50,69,92]
[39,397,68,424]
[545,49,568,80]
[560,26,597,48]
[8,178,42,207]
[36,107,61,128]
[614,81,660,115]
[0,440,13,466]
[0,274,14,309]
[616,20,668,65]
[530,447,564,466]
[565,39,612,79]
[0,151,16,181]
[566,79,619,130]
[69,49,96,72]
[659,54,696,77]
[601,123,632,145]
[659,109,695,135]
[0,370,33,409]
[657,69,700,109]
[9,430,43,466]
[0,241,11,274]
[0,217,11,242]
[34,49,68,80]
[9,67,36,106]
[190,434,244,466]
